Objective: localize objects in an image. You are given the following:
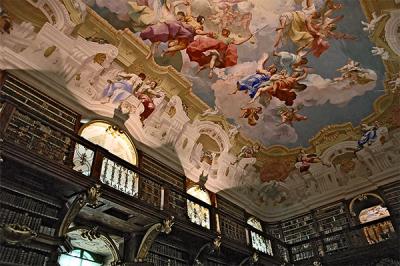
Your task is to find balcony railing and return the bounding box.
[0,98,285,263]
[289,216,397,264]
[1,83,398,265]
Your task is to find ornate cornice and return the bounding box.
[54,0,400,165]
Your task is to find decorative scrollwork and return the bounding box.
[84,183,102,208]
[58,184,102,236]
[81,226,101,241]
[0,224,37,245]
[67,226,121,265]
[135,216,175,262]
[193,235,222,265]
[160,216,175,235]
[238,252,259,266]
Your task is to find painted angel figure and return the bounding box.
[0,8,12,34]
[371,46,389,60]
[276,104,307,126]
[135,80,164,121]
[388,73,400,91]
[139,0,210,59]
[334,59,374,86]
[336,58,361,74]
[355,122,380,152]
[273,50,309,75]
[295,149,330,173]
[274,0,353,57]
[228,124,240,139]
[187,28,253,78]
[101,72,147,103]
[361,12,387,35]
[201,106,221,116]
[230,53,277,98]
[231,144,260,165]
[239,106,262,126]
[249,70,308,106]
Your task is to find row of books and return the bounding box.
[147,252,187,266]
[39,225,56,237]
[0,208,44,232]
[0,246,47,265]
[151,242,185,260]
[292,250,314,262]
[0,190,58,218]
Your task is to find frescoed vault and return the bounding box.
[1,0,399,220]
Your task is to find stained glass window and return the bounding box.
[187,185,211,229]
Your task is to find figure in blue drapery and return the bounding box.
[231,53,277,98]
[101,72,146,103]
[356,123,379,152]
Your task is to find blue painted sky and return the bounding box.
[87,0,386,147]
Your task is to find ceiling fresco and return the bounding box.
[1,0,399,219]
[84,0,386,147]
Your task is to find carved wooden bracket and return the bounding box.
[57,184,102,237]
[192,235,222,265]
[0,224,37,245]
[134,216,175,262]
[238,252,259,266]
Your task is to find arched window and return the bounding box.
[359,205,390,224]
[73,121,139,196]
[247,217,273,256]
[58,249,102,266]
[187,185,211,229]
[80,121,138,165]
[351,194,396,245]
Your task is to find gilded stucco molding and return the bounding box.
[6,0,399,180]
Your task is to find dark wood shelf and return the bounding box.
[148,250,187,263]
[0,184,61,209]
[0,201,58,220]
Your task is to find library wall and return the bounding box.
[0,72,399,266]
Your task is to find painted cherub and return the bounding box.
[388,73,400,92]
[231,144,260,165]
[371,46,389,60]
[295,149,330,173]
[334,59,374,86]
[201,106,221,116]
[240,106,263,126]
[276,104,307,126]
[361,12,387,35]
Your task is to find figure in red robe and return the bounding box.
[186,28,253,78]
